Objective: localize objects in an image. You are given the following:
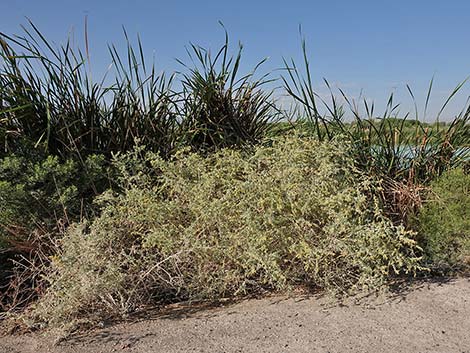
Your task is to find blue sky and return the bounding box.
[2,0,470,119]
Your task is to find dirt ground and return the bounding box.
[1,278,469,353]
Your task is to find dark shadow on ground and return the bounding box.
[58,274,469,347]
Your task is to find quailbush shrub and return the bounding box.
[30,136,422,328]
[417,168,470,269]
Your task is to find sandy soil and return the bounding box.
[1,278,469,353]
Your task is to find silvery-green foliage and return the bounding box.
[32,135,422,327]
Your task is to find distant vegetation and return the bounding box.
[0,22,468,333]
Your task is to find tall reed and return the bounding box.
[282,38,470,184]
[1,22,276,161]
[0,21,179,160]
[176,27,277,151]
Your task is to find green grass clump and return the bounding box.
[29,136,422,328]
[1,22,275,161]
[417,168,470,269]
[177,34,276,151]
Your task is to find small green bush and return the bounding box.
[417,168,470,268]
[30,136,422,328]
[0,153,107,240]
[0,152,108,311]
